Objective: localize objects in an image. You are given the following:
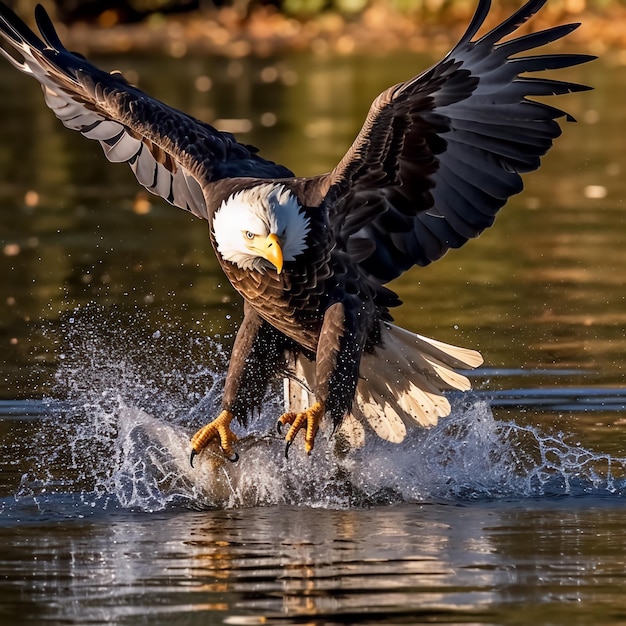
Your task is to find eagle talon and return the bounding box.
[278,402,324,455]
[190,409,238,464]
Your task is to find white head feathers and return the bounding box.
[213,183,311,272]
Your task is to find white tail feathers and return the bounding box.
[283,324,483,447]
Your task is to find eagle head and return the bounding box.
[212,183,311,273]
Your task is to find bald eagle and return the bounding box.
[0,0,592,463]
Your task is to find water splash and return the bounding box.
[17,304,626,511]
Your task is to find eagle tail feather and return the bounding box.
[283,324,483,449]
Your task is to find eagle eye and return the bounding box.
[244,231,255,240]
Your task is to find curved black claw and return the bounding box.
[190,449,198,468]
[276,420,283,435]
[284,440,292,459]
[226,451,239,463]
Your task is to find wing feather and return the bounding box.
[101,130,143,163]
[0,0,594,301]
[314,0,593,287]
[0,3,292,221]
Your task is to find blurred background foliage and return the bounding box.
[2,0,617,59]
[3,0,613,22]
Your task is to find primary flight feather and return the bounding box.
[0,0,593,462]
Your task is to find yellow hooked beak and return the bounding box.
[262,233,283,274]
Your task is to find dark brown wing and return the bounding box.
[0,3,292,221]
[312,0,594,284]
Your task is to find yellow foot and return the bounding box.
[190,409,238,466]
[277,401,325,457]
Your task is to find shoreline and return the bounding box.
[43,4,619,59]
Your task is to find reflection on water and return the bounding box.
[1,45,626,624]
[1,492,626,624]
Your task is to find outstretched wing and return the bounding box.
[316,0,593,284]
[0,3,292,220]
